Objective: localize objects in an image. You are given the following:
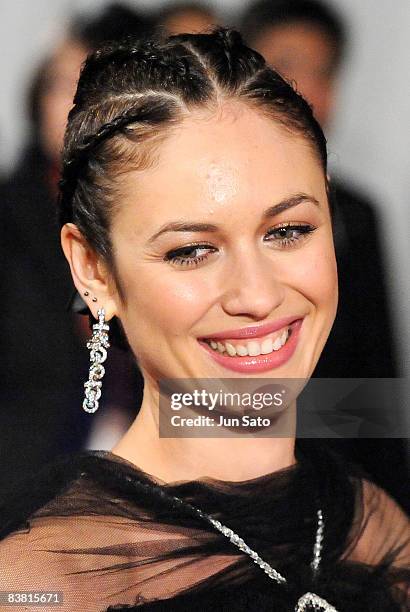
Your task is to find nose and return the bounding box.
[220,245,285,319]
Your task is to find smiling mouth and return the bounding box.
[202,324,292,357]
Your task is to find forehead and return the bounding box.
[113,103,325,232]
[165,10,215,34]
[255,23,335,67]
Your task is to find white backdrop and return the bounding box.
[1,0,410,383]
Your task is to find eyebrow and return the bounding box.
[147,193,319,243]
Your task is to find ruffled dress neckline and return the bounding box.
[0,440,408,611]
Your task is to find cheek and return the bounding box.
[283,234,338,312]
[125,265,214,338]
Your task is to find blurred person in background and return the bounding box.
[0,3,150,500]
[156,1,218,34]
[240,0,408,512]
[0,28,408,610]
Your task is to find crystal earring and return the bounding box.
[83,308,110,413]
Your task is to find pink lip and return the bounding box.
[199,315,302,341]
[198,318,303,373]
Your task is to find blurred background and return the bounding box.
[1,1,409,511]
[2,1,410,373]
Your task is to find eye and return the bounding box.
[164,244,218,267]
[264,223,316,248]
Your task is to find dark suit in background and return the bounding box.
[0,146,88,495]
[315,178,398,377]
[0,145,142,501]
[311,178,408,513]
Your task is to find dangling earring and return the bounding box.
[83,308,110,413]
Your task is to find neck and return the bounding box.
[111,382,297,484]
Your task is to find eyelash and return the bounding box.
[163,223,317,267]
[164,247,214,267]
[265,222,317,247]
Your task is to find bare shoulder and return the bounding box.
[0,514,136,612]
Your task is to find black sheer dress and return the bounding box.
[0,440,408,611]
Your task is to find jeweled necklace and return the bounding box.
[126,470,340,612]
[177,501,338,612]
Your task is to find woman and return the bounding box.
[0,29,408,611]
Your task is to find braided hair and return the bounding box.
[59,27,328,346]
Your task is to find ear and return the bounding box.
[61,223,118,320]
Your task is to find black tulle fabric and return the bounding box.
[0,440,408,611]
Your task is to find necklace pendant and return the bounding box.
[295,592,339,612]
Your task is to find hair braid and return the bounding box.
[59,97,179,227]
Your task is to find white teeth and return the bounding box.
[206,326,291,356]
[272,336,282,350]
[217,342,226,353]
[225,342,237,357]
[236,344,248,356]
[247,341,261,356]
[261,338,273,354]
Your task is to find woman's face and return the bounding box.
[109,102,338,383]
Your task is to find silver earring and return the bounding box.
[83,308,110,413]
